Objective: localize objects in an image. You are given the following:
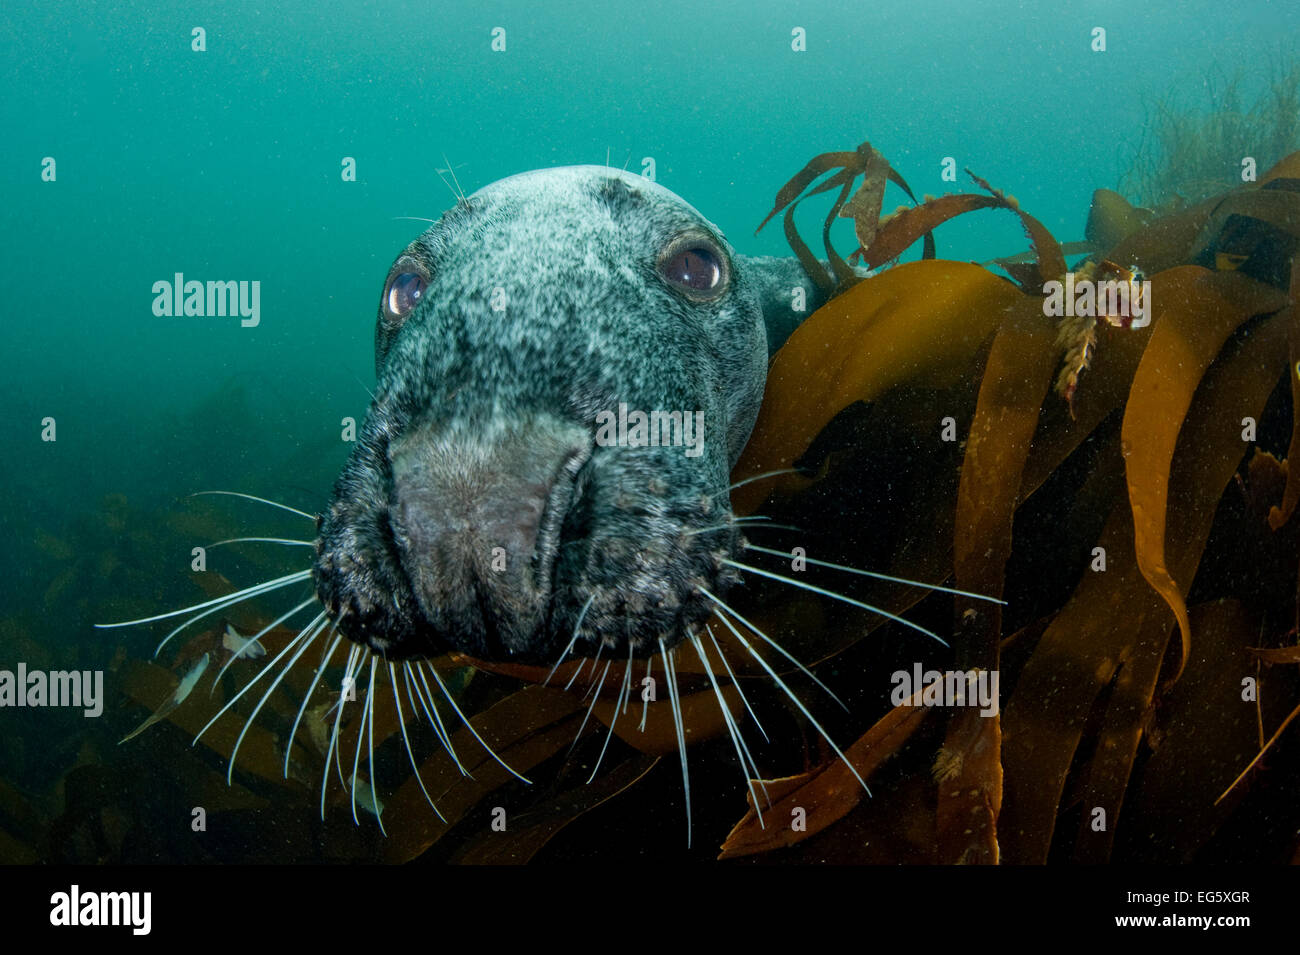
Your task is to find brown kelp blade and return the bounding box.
[382,685,588,863]
[1120,268,1289,685]
[1086,188,1155,249]
[756,141,935,294]
[1001,305,1289,863]
[718,688,931,859]
[731,260,1026,516]
[938,303,1060,864]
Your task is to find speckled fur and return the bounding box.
[313,166,817,664]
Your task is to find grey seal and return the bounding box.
[313,166,830,664]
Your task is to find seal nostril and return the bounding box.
[384,415,593,658]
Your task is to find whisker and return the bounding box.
[190,490,316,521]
[211,597,317,692]
[684,521,803,539]
[440,152,468,205]
[711,606,871,795]
[639,656,653,732]
[568,659,611,756]
[587,645,633,784]
[706,624,770,744]
[727,468,801,493]
[208,537,315,548]
[545,595,595,686]
[690,631,767,825]
[421,661,531,785]
[334,645,365,787]
[745,543,1006,605]
[149,570,316,658]
[221,612,328,785]
[364,658,387,835]
[193,609,322,747]
[659,637,692,848]
[576,643,605,697]
[413,663,467,777]
[96,569,312,631]
[389,661,446,822]
[700,586,847,710]
[284,629,342,776]
[349,652,372,827]
[392,215,438,224]
[722,558,950,648]
[321,644,360,819]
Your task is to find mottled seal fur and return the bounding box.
[313,166,827,664]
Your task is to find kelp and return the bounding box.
[718,141,1300,864]
[755,140,935,295]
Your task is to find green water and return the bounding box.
[0,0,1297,863]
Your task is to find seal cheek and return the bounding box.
[386,415,591,659]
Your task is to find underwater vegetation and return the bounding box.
[1121,58,1300,209]
[14,129,1300,864]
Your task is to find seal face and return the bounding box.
[313,167,777,664]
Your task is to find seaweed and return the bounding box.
[719,139,1300,864]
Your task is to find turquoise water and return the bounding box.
[1,0,1297,863]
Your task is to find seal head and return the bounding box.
[314,166,809,663]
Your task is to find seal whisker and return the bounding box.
[419,660,531,785]
[689,631,768,826]
[720,558,950,648]
[389,661,447,822]
[726,468,802,493]
[408,665,465,779]
[709,604,871,796]
[211,597,318,693]
[148,570,315,658]
[706,624,770,744]
[700,586,847,710]
[639,656,653,732]
[207,537,316,548]
[545,594,595,687]
[577,643,605,699]
[190,490,316,521]
[365,658,387,834]
[321,644,361,819]
[684,521,803,539]
[586,645,633,784]
[335,645,365,787]
[659,637,692,847]
[744,543,1006,605]
[568,659,611,756]
[348,653,373,826]
[95,569,312,632]
[412,663,467,777]
[192,609,322,748]
[284,628,342,777]
[221,612,328,785]
[439,152,469,206]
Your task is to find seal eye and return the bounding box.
[661,247,721,293]
[385,271,427,320]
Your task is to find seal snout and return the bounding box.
[386,414,591,658]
